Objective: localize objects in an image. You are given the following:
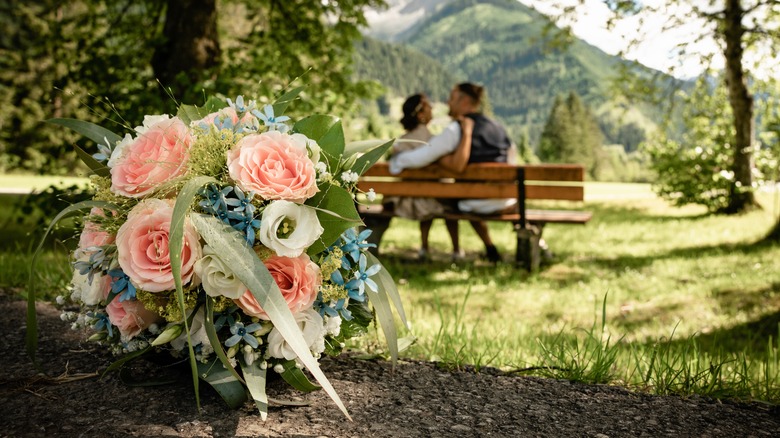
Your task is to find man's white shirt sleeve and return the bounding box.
[389,121,461,174]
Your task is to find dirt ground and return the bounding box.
[1,293,779,438]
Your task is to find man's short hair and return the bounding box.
[456,83,484,105]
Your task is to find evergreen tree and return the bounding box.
[538,92,603,177]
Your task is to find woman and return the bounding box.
[386,93,467,260]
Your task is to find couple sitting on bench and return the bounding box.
[373,82,517,263]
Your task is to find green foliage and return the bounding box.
[642,77,773,212]
[351,36,458,102]
[1,0,383,174]
[538,92,603,178]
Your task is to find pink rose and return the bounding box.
[109,116,192,198]
[234,254,321,320]
[78,207,115,251]
[106,298,163,341]
[116,199,202,292]
[226,131,318,203]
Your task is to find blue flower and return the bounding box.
[352,253,381,295]
[107,269,137,302]
[313,292,353,321]
[252,104,290,133]
[92,137,113,163]
[91,312,113,338]
[199,184,231,213]
[330,269,365,303]
[340,228,376,264]
[225,321,263,349]
[227,95,256,114]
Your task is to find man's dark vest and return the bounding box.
[466,113,511,163]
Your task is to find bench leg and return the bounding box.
[515,223,543,272]
[362,216,392,256]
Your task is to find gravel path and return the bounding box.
[1,294,778,437]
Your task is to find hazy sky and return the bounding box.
[519,0,723,78]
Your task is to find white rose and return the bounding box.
[171,308,212,353]
[107,133,134,168]
[259,201,323,257]
[266,308,326,361]
[193,245,246,299]
[134,114,171,135]
[70,267,107,306]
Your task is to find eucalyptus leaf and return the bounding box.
[73,144,111,177]
[47,118,122,147]
[366,252,409,330]
[352,139,394,176]
[241,361,269,421]
[189,213,351,420]
[365,284,399,365]
[197,359,248,410]
[27,200,117,364]
[305,182,362,256]
[279,360,321,392]
[169,175,217,412]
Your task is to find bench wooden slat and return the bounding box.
[357,181,584,201]
[361,163,586,183]
[357,181,518,199]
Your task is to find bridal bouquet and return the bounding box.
[27,89,406,419]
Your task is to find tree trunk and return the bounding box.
[151,0,220,101]
[722,0,757,214]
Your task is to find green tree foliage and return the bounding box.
[642,77,768,213]
[550,0,780,214]
[1,0,383,174]
[538,92,603,178]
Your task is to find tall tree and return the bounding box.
[151,0,220,102]
[541,0,780,213]
[538,91,603,177]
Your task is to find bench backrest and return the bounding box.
[357,162,586,202]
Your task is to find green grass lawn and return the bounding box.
[2,179,779,403]
[350,184,780,402]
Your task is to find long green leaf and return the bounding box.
[280,360,321,392]
[352,139,394,176]
[197,359,248,409]
[73,144,111,177]
[103,346,152,376]
[241,361,269,421]
[189,213,351,420]
[204,296,245,384]
[344,139,392,156]
[365,282,399,365]
[169,176,216,412]
[27,200,117,365]
[366,252,409,330]
[47,118,122,146]
[272,86,306,116]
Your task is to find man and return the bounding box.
[390,82,516,262]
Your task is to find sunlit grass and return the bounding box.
[351,183,780,403]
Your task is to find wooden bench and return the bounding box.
[356,162,592,271]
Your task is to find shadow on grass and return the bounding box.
[586,238,778,271]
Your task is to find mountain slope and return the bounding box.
[359,0,667,145]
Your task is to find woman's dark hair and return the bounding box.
[456,82,484,105]
[400,93,426,131]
